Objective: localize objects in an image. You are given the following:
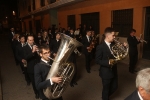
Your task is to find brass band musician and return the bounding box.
[127,29,141,74]
[95,27,118,100]
[34,44,63,100]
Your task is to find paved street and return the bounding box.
[0,32,149,100]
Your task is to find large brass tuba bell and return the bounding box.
[43,33,83,99]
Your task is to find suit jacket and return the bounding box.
[95,41,117,79]
[34,60,51,99]
[15,42,25,62]
[68,33,74,38]
[125,90,140,100]
[127,35,140,54]
[8,31,15,43]
[23,44,39,73]
[82,36,92,54]
[49,39,61,54]
[12,40,20,51]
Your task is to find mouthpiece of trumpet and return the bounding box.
[48,57,54,61]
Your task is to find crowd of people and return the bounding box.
[8,25,99,100]
[7,25,150,100]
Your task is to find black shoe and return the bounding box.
[134,70,138,73]
[87,70,91,73]
[129,70,135,74]
[73,82,78,85]
[70,83,74,87]
[35,93,39,99]
[27,82,30,86]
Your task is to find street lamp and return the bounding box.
[13,11,15,15]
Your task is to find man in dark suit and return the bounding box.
[49,33,61,58]
[23,35,39,99]
[127,29,140,73]
[82,30,93,73]
[34,44,63,100]
[15,35,30,85]
[95,27,118,100]
[8,27,15,44]
[125,68,150,100]
[67,29,75,38]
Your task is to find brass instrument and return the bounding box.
[109,38,129,66]
[74,48,82,56]
[43,33,83,99]
[137,34,147,44]
[88,34,99,52]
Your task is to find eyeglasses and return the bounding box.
[43,51,50,55]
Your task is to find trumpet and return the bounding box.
[136,34,147,44]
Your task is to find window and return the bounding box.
[50,0,56,4]
[28,5,31,12]
[111,9,133,37]
[67,15,76,29]
[81,12,100,34]
[40,0,45,7]
[32,0,35,10]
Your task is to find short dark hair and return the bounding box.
[38,44,50,54]
[86,29,91,33]
[19,35,25,39]
[104,27,115,34]
[100,27,115,44]
[130,29,136,33]
[56,32,61,36]
[27,35,34,39]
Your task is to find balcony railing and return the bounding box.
[20,0,84,18]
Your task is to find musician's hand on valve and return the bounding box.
[53,53,57,57]
[123,42,127,47]
[32,45,37,53]
[51,77,63,84]
[87,47,90,49]
[22,59,26,63]
[109,59,117,66]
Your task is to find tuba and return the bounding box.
[43,33,83,99]
[109,38,129,65]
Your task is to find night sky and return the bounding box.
[0,0,18,11]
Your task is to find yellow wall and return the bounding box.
[22,12,50,33]
[58,0,150,36]
[42,13,50,30]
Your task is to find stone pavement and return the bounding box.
[0,33,150,100]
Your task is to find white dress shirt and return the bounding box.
[86,35,90,42]
[105,40,112,54]
[41,58,53,85]
[138,91,143,100]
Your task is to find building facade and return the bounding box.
[19,0,150,59]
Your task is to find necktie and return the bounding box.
[30,45,33,49]
[109,44,113,54]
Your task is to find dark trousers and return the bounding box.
[85,52,92,71]
[68,53,77,84]
[129,52,138,72]
[42,97,63,100]
[19,62,25,72]
[101,77,118,100]
[24,67,30,83]
[28,73,38,94]
[19,62,30,83]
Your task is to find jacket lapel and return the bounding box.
[103,42,112,55]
